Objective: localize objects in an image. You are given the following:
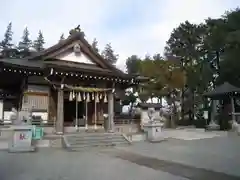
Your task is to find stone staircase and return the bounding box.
[63,132,131,151]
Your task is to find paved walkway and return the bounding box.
[117,136,240,177]
[0,148,188,180]
[100,148,239,180]
[161,129,228,140]
[0,131,239,180]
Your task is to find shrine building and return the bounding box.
[0,26,141,134]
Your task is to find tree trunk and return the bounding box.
[181,88,184,121]
[171,101,177,128]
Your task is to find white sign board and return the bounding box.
[8,126,35,152]
[13,130,32,148]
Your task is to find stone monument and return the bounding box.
[8,107,35,152]
[143,108,165,142]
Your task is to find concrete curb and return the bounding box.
[122,134,132,144]
[62,135,71,148]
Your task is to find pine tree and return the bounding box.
[91,38,99,52]
[33,30,45,51]
[18,27,32,50]
[0,22,13,49]
[101,43,118,64]
[59,33,65,41]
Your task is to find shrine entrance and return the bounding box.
[64,92,85,127]
[61,86,110,131]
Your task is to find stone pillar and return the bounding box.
[107,92,114,132]
[56,89,64,134]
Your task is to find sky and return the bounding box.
[0,0,240,71]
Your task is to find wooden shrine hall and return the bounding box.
[0,26,141,134]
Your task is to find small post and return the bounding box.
[85,98,88,130]
[231,97,236,122]
[75,96,78,131]
[94,94,97,130]
[0,99,3,120]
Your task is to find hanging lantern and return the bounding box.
[77,92,82,102]
[69,91,73,101]
[104,92,108,103]
[96,92,100,103]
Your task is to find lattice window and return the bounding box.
[22,94,48,111]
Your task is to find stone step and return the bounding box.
[67,136,127,144]
[63,133,130,151]
[68,139,127,146]
[65,133,122,137]
[70,142,130,152]
[68,137,125,143]
[67,135,124,141]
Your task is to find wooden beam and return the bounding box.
[23,92,49,96]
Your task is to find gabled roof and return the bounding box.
[28,28,127,77]
[0,58,43,69]
[203,82,240,98]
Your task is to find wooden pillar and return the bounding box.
[85,97,88,130]
[94,96,97,129]
[56,89,64,134]
[107,92,114,132]
[75,97,78,130]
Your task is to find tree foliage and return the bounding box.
[101,43,118,64]
[126,55,141,75]
[0,22,13,49]
[140,58,185,99]
[33,30,45,52]
[18,27,32,51]
[91,38,99,52]
[163,8,240,122]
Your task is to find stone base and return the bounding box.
[127,133,146,142]
[55,132,63,135]
[148,137,167,143]
[143,122,164,142]
[107,130,114,133]
[8,146,35,153]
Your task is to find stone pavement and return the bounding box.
[0,148,189,180]
[0,132,239,180]
[161,128,228,140]
[100,148,239,180]
[117,136,240,177]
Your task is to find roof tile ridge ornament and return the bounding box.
[69,25,85,38]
